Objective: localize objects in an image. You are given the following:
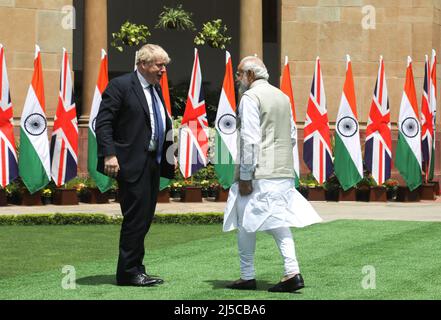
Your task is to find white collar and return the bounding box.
[136,70,153,89]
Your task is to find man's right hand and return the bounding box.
[104,155,120,178]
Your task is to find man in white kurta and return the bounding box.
[224,56,322,293]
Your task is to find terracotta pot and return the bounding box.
[420,183,435,200]
[215,187,229,202]
[53,188,79,205]
[157,189,170,203]
[339,188,357,201]
[396,186,420,202]
[369,186,387,202]
[308,187,326,201]
[0,189,7,206]
[181,186,202,203]
[22,190,42,206]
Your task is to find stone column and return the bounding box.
[239,0,263,59]
[80,0,107,124]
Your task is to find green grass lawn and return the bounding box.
[1,220,441,300]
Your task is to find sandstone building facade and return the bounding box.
[0,0,439,181]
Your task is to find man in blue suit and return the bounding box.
[96,44,175,287]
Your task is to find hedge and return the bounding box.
[0,213,224,226]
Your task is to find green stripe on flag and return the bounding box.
[87,129,113,193]
[18,129,49,194]
[214,132,235,189]
[294,172,300,189]
[334,134,362,191]
[160,177,170,191]
[396,132,422,191]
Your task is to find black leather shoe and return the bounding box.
[117,273,162,287]
[268,274,305,293]
[142,273,164,285]
[226,279,257,290]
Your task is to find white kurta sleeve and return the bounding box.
[239,95,261,181]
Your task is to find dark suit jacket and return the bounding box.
[95,71,175,183]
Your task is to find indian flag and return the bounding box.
[280,56,300,188]
[334,55,363,190]
[396,56,422,191]
[159,69,172,191]
[214,51,237,189]
[19,45,50,194]
[88,49,113,193]
[429,49,437,181]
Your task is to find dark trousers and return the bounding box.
[116,152,160,280]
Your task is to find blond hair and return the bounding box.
[136,44,171,66]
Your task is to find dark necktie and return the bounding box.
[149,85,164,164]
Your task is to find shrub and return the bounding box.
[0,213,224,226]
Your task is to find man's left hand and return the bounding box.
[239,180,253,196]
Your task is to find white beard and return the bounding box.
[238,78,250,96]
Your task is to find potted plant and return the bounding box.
[384,179,399,201]
[0,186,8,206]
[215,184,230,202]
[396,185,421,202]
[170,182,183,199]
[304,174,326,201]
[324,175,340,202]
[194,19,232,50]
[297,180,309,199]
[41,188,52,205]
[111,21,151,52]
[431,180,440,196]
[208,182,220,198]
[76,181,88,202]
[80,178,110,204]
[13,178,42,206]
[181,179,203,203]
[109,180,119,202]
[156,4,195,31]
[52,179,79,206]
[420,180,436,200]
[369,180,387,202]
[200,179,210,198]
[157,186,170,203]
[5,180,22,205]
[356,175,374,202]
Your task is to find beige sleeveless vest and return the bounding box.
[235,79,295,181]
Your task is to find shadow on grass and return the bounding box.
[77,275,116,286]
[205,280,279,292]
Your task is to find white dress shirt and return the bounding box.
[137,70,166,151]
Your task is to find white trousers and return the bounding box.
[237,226,300,280]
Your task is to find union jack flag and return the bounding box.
[0,44,18,188]
[178,49,209,178]
[50,48,78,186]
[421,55,434,183]
[365,56,392,185]
[303,57,333,184]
